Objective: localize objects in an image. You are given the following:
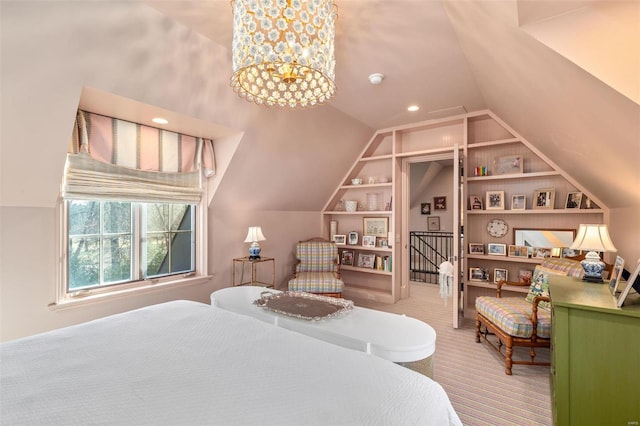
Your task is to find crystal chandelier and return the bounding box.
[230,0,337,108]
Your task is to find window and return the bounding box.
[66,201,195,293]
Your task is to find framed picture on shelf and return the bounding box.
[519,269,533,284]
[469,243,485,254]
[363,217,388,238]
[487,243,507,256]
[533,188,555,209]
[508,244,530,258]
[494,268,508,283]
[427,216,440,231]
[357,253,376,269]
[362,235,376,247]
[333,235,346,245]
[377,239,388,248]
[616,258,640,308]
[347,231,359,245]
[341,250,354,266]
[421,203,431,215]
[533,247,552,258]
[486,190,505,210]
[469,267,488,282]
[494,154,523,175]
[608,256,625,295]
[511,194,526,210]
[565,192,583,209]
[434,196,446,210]
[469,195,483,210]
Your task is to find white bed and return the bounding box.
[1,300,461,425]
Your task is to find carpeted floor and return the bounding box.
[354,282,552,426]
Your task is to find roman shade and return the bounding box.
[62,111,215,203]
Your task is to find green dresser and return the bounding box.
[550,275,640,426]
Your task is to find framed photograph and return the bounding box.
[357,253,376,269]
[420,202,431,215]
[494,268,508,283]
[494,154,524,175]
[469,195,483,210]
[487,243,507,256]
[533,247,552,258]
[562,248,577,258]
[363,217,388,238]
[608,256,625,295]
[511,194,526,210]
[616,258,640,308]
[533,188,555,209]
[565,192,583,209]
[486,190,505,210]
[508,244,530,258]
[347,231,359,245]
[427,216,440,231]
[333,235,346,245]
[377,239,388,248]
[341,250,354,266]
[469,243,485,254]
[434,196,446,210]
[362,235,376,247]
[519,269,533,284]
[469,267,488,282]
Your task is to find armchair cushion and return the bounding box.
[295,241,339,273]
[524,266,567,310]
[476,296,551,338]
[288,272,344,294]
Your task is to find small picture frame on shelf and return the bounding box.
[511,194,526,210]
[487,243,507,256]
[494,268,508,283]
[533,188,555,209]
[434,197,447,210]
[469,195,483,210]
[608,256,625,295]
[357,253,376,269]
[377,239,388,248]
[362,235,376,247]
[341,250,354,266]
[421,203,431,215]
[565,192,583,209]
[469,243,485,254]
[363,217,388,238]
[486,190,505,210]
[561,248,577,258]
[427,216,440,231]
[533,247,552,258]
[333,235,346,245]
[616,258,640,308]
[469,267,489,282]
[508,244,530,258]
[519,269,533,284]
[494,154,524,175]
[347,231,359,245]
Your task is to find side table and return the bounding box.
[232,256,275,288]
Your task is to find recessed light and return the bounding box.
[407,105,419,112]
[152,117,168,124]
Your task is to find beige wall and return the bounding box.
[609,206,640,268]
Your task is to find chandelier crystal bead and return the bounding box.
[230,0,337,108]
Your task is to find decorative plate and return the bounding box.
[254,291,353,321]
[487,219,508,238]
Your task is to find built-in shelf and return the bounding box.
[466,171,560,181]
[466,209,604,215]
[466,254,544,264]
[360,154,393,162]
[467,138,520,148]
[324,211,392,215]
[341,265,392,275]
[339,183,392,190]
[340,247,392,254]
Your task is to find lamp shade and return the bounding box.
[244,226,266,243]
[570,224,617,252]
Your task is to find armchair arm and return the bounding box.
[495,280,530,298]
[530,295,550,340]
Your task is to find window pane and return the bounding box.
[103,202,131,234]
[68,200,100,235]
[103,235,132,283]
[171,205,191,230]
[147,204,169,232]
[171,232,192,272]
[147,234,169,277]
[68,236,100,290]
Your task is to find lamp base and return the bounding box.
[581,276,605,284]
[580,251,605,284]
[248,242,261,260]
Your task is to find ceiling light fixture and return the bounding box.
[230,0,337,108]
[407,105,419,112]
[368,73,384,85]
[152,117,168,124]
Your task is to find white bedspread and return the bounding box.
[1,300,461,425]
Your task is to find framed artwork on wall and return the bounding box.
[421,203,431,215]
[434,197,446,210]
[427,216,440,231]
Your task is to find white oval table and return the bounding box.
[211,286,436,377]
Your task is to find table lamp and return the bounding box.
[244,226,266,259]
[570,224,617,283]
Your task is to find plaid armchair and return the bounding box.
[288,238,344,297]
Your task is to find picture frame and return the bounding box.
[362,235,376,247]
[533,188,555,209]
[363,217,388,238]
[469,243,485,254]
[508,244,530,258]
[357,252,376,269]
[469,267,488,282]
[533,247,552,258]
[616,258,640,308]
[377,239,388,248]
[333,235,346,245]
[608,255,625,295]
[420,202,431,215]
[565,192,583,209]
[341,250,354,266]
[487,243,507,256]
[427,216,440,231]
[511,194,526,210]
[519,269,533,284]
[485,190,505,210]
[347,231,359,245]
[433,196,446,210]
[494,154,524,175]
[469,195,483,210]
[494,268,508,283]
